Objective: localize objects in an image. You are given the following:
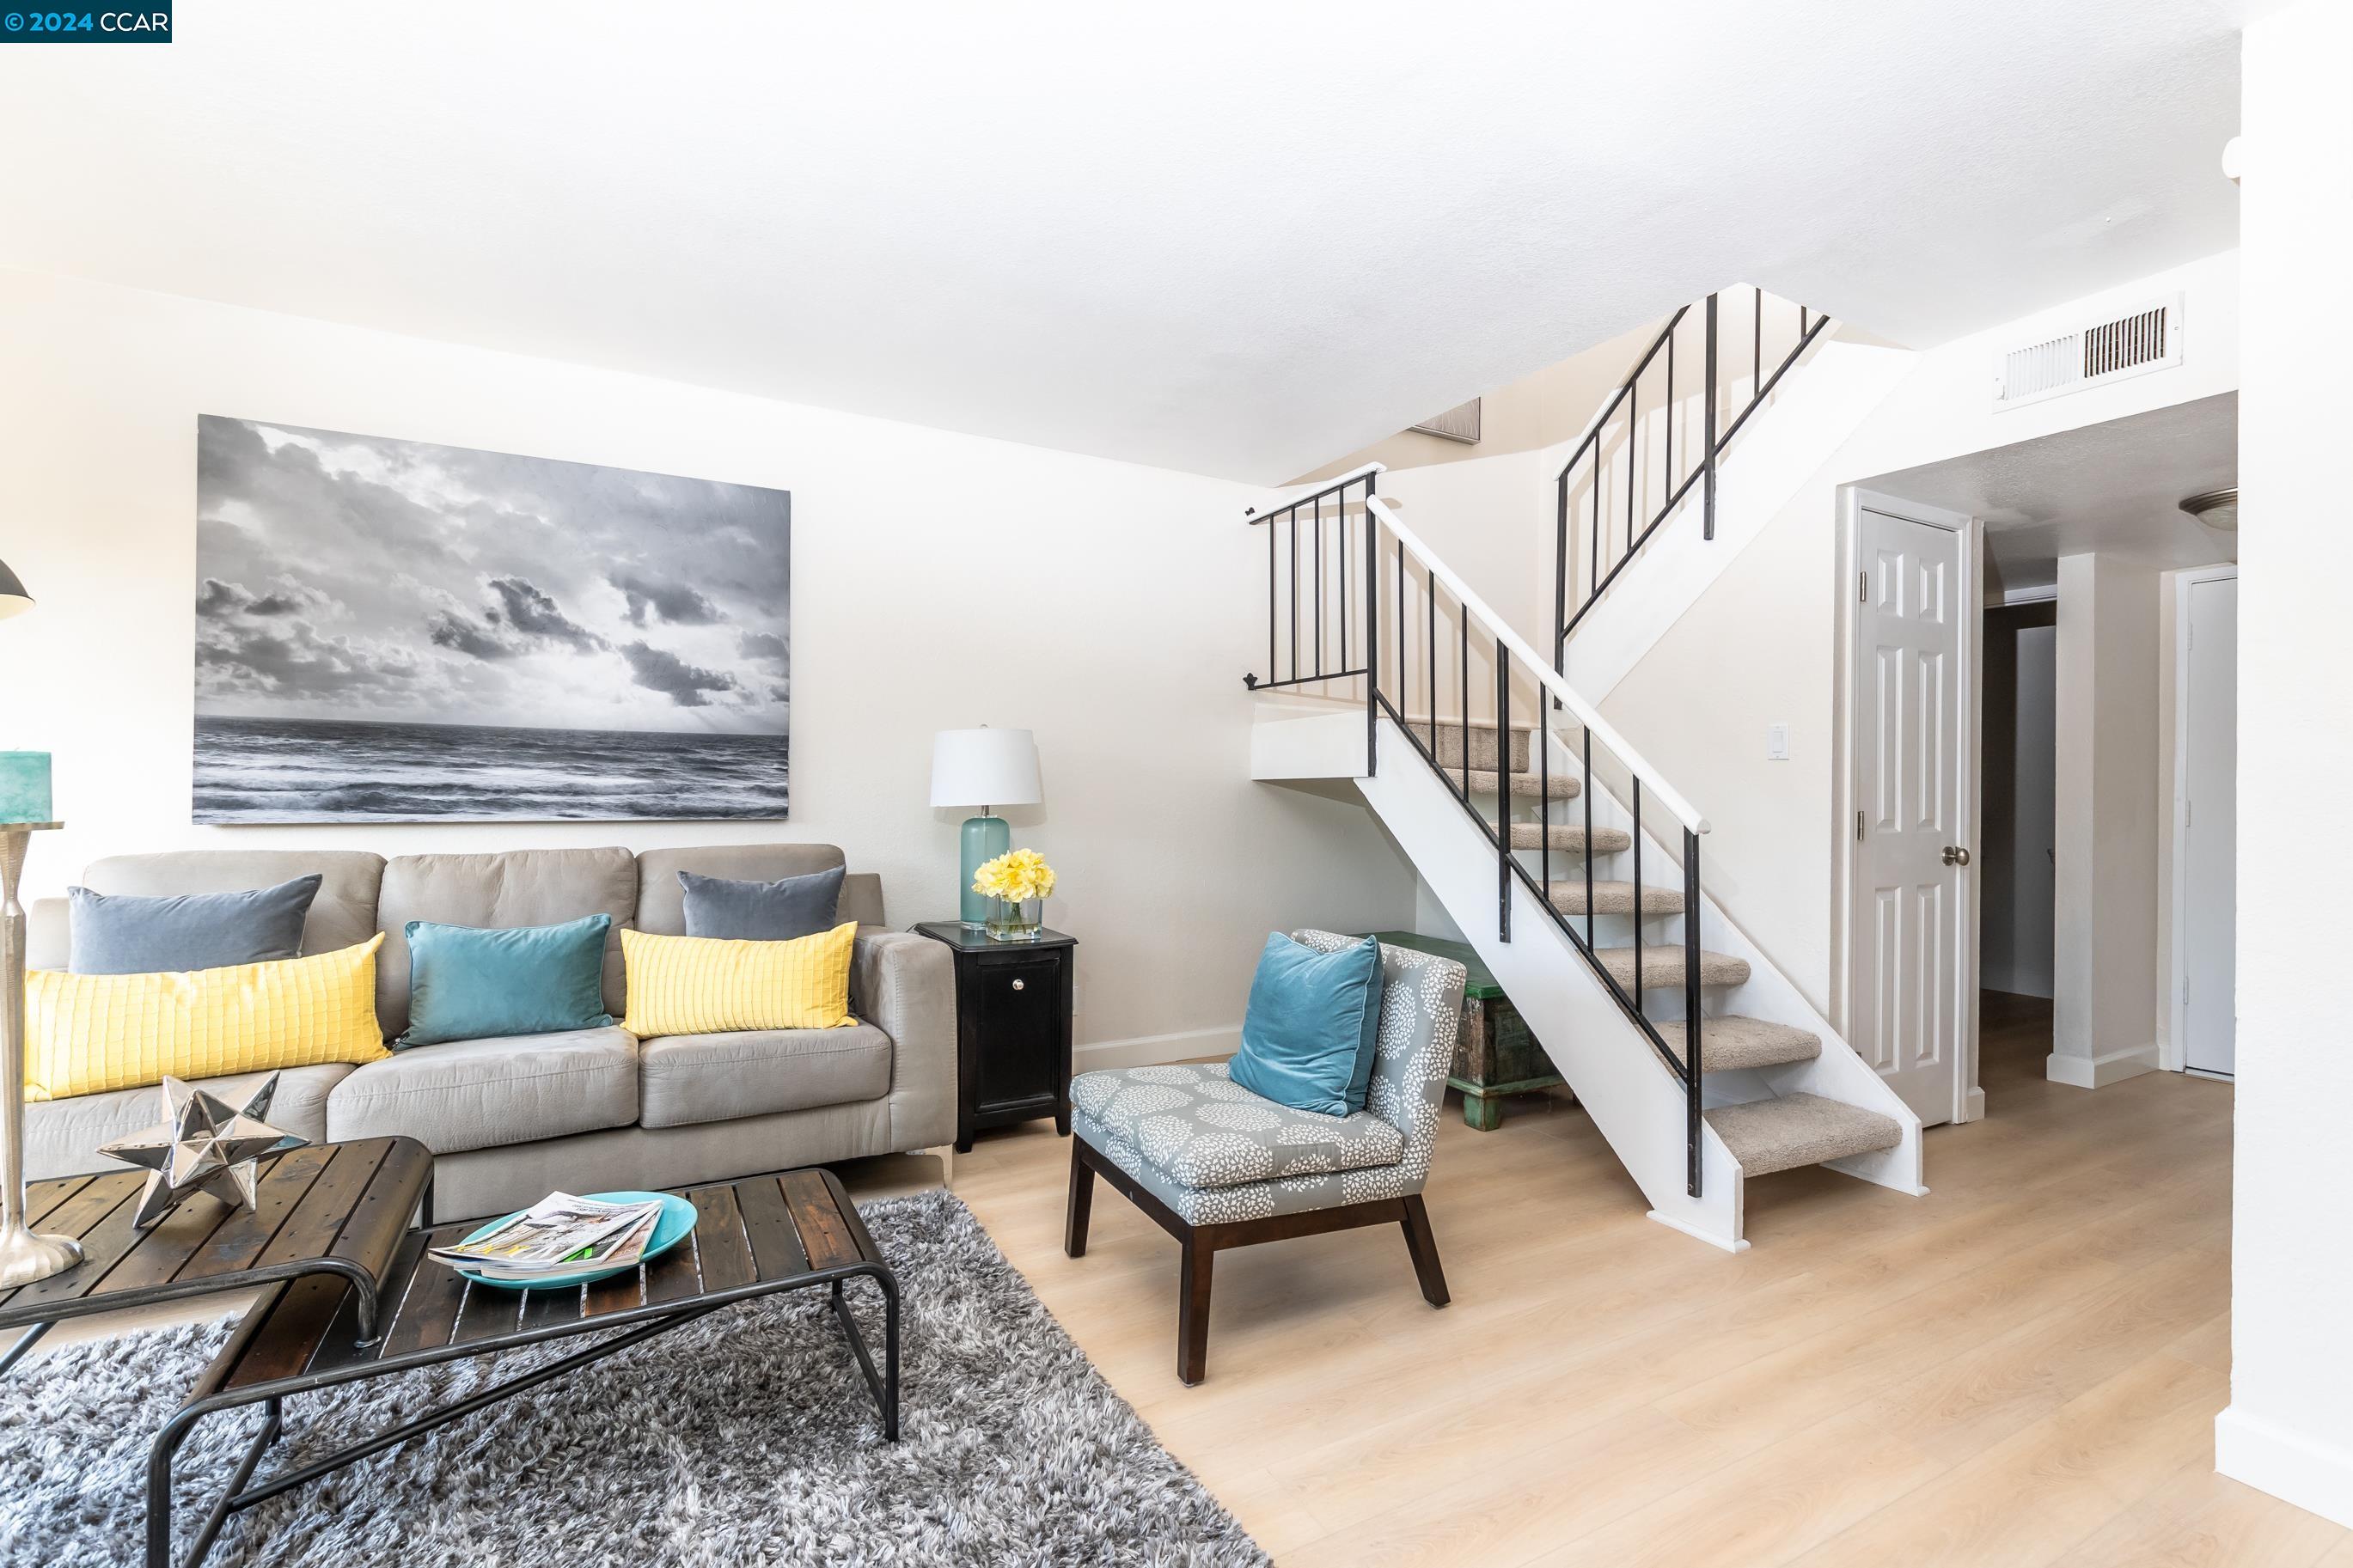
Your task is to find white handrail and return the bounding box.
[1370,493,1711,836]
[1250,461,1384,515]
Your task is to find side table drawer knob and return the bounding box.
[1011,978,1025,991]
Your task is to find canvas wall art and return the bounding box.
[192,417,791,823]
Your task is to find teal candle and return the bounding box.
[0,752,52,823]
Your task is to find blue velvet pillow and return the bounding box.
[397,913,614,1049]
[1226,933,1386,1118]
[678,865,845,941]
[67,875,322,975]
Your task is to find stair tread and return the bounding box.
[1465,768,1580,799]
[1704,1092,1904,1176]
[1546,879,1685,916]
[1509,823,1632,854]
[1592,945,1750,988]
[1654,1016,1823,1072]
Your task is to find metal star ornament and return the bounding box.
[97,1073,309,1229]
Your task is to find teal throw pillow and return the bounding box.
[1227,933,1386,1118]
[397,913,614,1049]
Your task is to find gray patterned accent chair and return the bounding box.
[1065,930,1469,1383]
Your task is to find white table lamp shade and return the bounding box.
[930,729,1042,808]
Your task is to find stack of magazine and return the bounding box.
[429,1193,666,1283]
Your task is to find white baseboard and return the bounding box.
[1074,1025,1239,1072]
[2217,1405,2353,1530]
[2045,1042,2160,1089]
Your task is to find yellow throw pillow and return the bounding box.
[24,935,390,1101]
[620,922,859,1037]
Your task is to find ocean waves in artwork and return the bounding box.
[193,717,790,823]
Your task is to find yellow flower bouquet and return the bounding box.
[973,848,1055,941]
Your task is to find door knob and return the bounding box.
[1942,845,1971,867]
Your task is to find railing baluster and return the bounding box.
[1539,686,1552,923]
[1496,639,1511,943]
[1664,330,1674,495]
[1338,503,1349,674]
[1582,726,1595,953]
[1554,474,1568,678]
[1754,284,1763,403]
[1313,492,1324,679]
[1397,515,1407,711]
[1288,505,1299,684]
[1458,606,1470,802]
[1626,380,1637,560]
[1684,827,1703,1199]
[1427,562,1437,781]
[1631,781,1643,1011]
[1703,291,1719,541]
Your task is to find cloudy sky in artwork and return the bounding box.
[193,417,790,735]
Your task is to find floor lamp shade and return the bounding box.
[931,729,1042,928]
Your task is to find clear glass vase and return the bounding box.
[985,896,1042,942]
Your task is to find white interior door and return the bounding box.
[1852,505,1971,1125]
[2181,572,2238,1076]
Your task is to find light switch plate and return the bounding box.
[1767,723,1790,760]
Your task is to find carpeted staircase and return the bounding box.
[1418,717,1904,1184]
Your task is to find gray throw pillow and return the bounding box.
[67,875,324,974]
[678,866,846,941]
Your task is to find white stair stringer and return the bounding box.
[1560,333,1916,705]
[1534,727,1927,1199]
[1351,712,1751,1252]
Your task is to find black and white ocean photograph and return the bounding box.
[192,416,791,823]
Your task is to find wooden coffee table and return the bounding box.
[3,1141,901,1568]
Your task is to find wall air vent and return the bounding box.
[1992,294,2182,411]
[1409,397,1482,444]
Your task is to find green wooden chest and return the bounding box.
[1363,930,1566,1130]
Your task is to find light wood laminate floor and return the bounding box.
[947,993,2345,1566]
[28,994,2336,1565]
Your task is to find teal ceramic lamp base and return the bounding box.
[959,813,1011,929]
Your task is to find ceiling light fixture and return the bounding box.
[2179,487,2238,532]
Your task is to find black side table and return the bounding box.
[914,921,1077,1153]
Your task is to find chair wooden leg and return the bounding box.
[1064,1143,1095,1259]
[1400,1193,1450,1308]
[1177,1234,1213,1385]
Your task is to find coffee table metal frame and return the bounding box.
[3,1146,898,1568]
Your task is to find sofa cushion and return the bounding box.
[76,851,384,960]
[67,875,321,974]
[23,1064,353,1181]
[398,915,614,1048]
[1068,1061,1404,1192]
[375,849,635,1039]
[638,1022,893,1130]
[635,845,846,937]
[327,1026,638,1155]
[678,865,845,941]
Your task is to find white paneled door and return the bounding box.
[2180,571,2238,1076]
[1853,506,1971,1125]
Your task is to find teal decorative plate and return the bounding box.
[454,1190,697,1291]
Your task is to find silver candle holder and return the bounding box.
[0,821,82,1287]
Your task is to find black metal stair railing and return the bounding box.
[1553,288,1833,668]
[1245,479,1713,1198]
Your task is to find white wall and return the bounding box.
[0,267,1419,1066]
[2048,552,2161,1087]
[2219,0,2353,1528]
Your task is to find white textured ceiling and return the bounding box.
[1873,393,2239,595]
[0,1,2245,481]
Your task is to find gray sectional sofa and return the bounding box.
[25,843,956,1222]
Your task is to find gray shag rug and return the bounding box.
[0,1189,1267,1567]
